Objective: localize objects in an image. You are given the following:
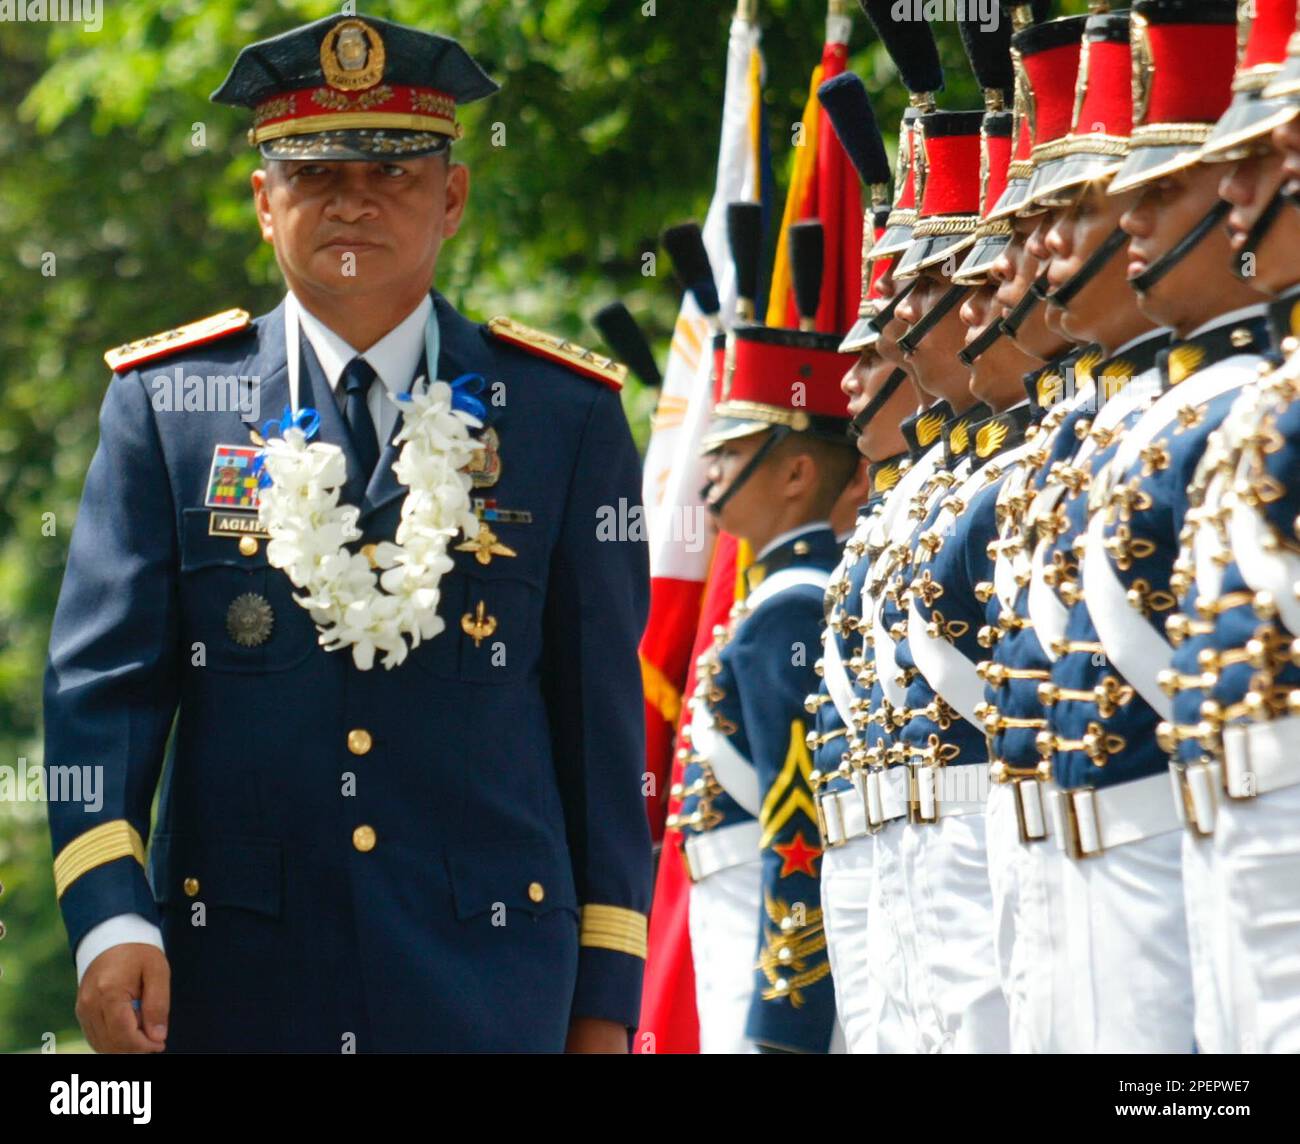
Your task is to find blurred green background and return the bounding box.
[0,0,1086,1050]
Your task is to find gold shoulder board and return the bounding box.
[104,308,252,372]
[486,316,627,391]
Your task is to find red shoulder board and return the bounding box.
[486,316,626,391]
[104,308,252,372]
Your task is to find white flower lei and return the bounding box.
[256,381,482,670]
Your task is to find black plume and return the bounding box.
[859,0,943,95]
[661,222,720,317]
[592,302,662,387]
[818,72,891,187]
[788,221,825,325]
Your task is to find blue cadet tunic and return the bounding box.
[1162,290,1300,828]
[811,456,907,844]
[1045,309,1271,845]
[44,292,653,1052]
[902,404,1038,802]
[867,405,978,785]
[981,339,1165,830]
[677,526,843,1053]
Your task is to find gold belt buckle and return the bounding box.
[1012,777,1048,845]
[1060,787,1099,860]
[909,763,940,825]
[680,841,701,884]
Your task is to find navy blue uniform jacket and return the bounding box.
[44,291,653,1052]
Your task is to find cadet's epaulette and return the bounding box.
[485,316,627,391]
[104,308,252,372]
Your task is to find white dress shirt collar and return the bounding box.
[288,290,433,402]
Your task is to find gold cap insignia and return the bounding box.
[321,18,386,92]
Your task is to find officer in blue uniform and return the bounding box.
[45,14,652,1053]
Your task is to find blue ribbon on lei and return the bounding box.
[252,405,320,487]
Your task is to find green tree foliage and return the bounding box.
[0,0,1084,1049]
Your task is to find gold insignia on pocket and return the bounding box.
[226,592,274,648]
[461,600,498,647]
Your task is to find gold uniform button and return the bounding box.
[238,535,259,557]
[353,825,376,852]
[347,728,372,755]
[183,877,200,898]
[527,881,545,903]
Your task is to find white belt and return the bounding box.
[1169,759,1221,837]
[1050,770,1182,859]
[818,772,871,848]
[866,765,910,829]
[683,821,762,883]
[1223,715,1300,799]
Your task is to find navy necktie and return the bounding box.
[341,356,380,477]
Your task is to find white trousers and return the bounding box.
[1211,782,1300,1052]
[687,857,762,1054]
[905,810,1010,1053]
[986,783,1076,1052]
[821,839,874,1052]
[1182,827,1241,1054]
[1059,827,1194,1052]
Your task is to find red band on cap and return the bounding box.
[918,132,982,217]
[1146,23,1237,124]
[1011,114,1033,163]
[1074,39,1133,139]
[1243,0,1297,71]
[251,83,457,139]
[982,131,1013,216]
[729,336,852,419]
[1024,42,1084,147]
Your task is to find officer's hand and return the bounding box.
[76,944,170,1054]
[564,1017,628,1054]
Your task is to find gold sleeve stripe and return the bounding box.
[579,904,648,959]
[53,820,146,900]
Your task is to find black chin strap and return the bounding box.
[868,278,919,332]
[849,368,908,439]
[1131,199,1232,293]
[999,275,1048,337]
[1047,225,1130,309]
[702,427,791,516]
[1234,185,1288,276]
[958,318,1006,365]
[898,284,969,354]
